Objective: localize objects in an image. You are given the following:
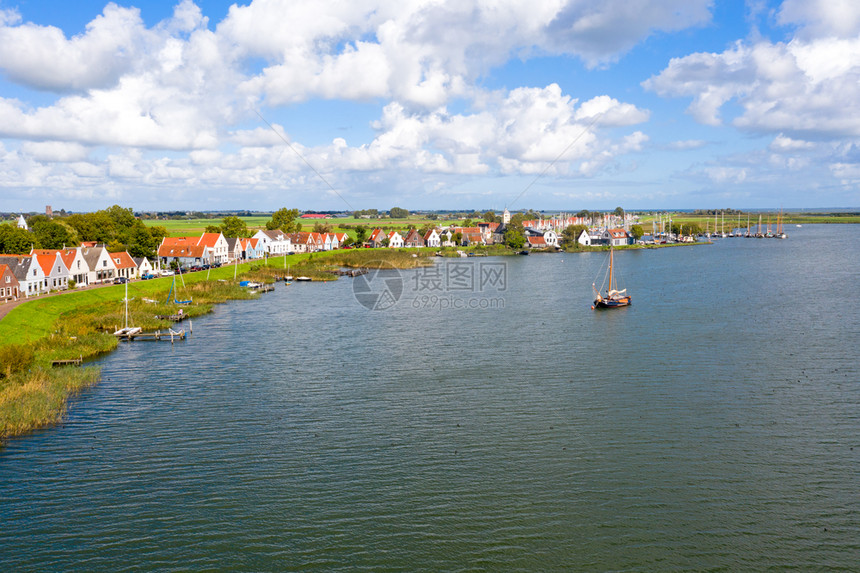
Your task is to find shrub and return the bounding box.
[0,343,35,379]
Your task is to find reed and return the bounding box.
[0,366,100,441]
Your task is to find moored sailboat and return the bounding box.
[593,247,631,309]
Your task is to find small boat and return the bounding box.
[295,276,312,281]
[593,247,631,309]
[114,281,143,336]
[518,250,529,255]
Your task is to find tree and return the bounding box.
[452,231,463,245]
[266,208,300,232]
[0,223,36,254]
[483,210,497,223]
[463,219,473,227]
[312,222,332,234]
[204,224,221,234]
[389,207,409,219]
[561,224,588,247]
[220,216,248,238]
[31,220,77,249]
[504,229,525,250]
[630,224,644,241]
[354,225,368,245]
[614,206,625,217]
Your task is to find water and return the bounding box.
[2,225,859,571]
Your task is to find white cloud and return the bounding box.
[644,36,860,138]
[0,4,145,92]
[778,0,860,39]
[20,141,90,162]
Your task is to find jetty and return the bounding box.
[115,328,188,343]
[325,268,369,277]
[51,356,83,367]
[155,313,189,322]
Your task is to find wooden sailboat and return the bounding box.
[593,248,631,309]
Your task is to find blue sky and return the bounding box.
[1,0,859,212]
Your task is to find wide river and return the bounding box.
[1,224,858,571]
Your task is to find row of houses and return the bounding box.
[0,244,155,301]
[156,230,353,268]
[363,224,633,249]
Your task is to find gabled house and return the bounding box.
[309,232,325,251]
[16,215,27,230]
[252,229,292,256]
[82,245,117,284]
[542,230,559,248]
[334,232,349,248]
[198,232,230,263]
[439,229,456,247]
[110,251,138,280]
[225,238,244,261]
[0,263,20,302]
[577,229,592,246]
[34,250,69,291]
[603,228,631,247]
[404,229,424,248]
[133,257,154,276]
[158,244,207,267]
[0,255,46,297]
[387,231,404,248]
[287,232,313,253]
[367,228,386,248]
[58,247,89,287]
[244,238,263,260]
[423,228,441,248]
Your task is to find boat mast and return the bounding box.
[608,248,614,295]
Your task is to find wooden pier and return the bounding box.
[52,356,83,367]
[155,313,188,322]
[115,328,188,343]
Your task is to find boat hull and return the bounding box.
[594,296,631,309]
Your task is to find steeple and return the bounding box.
[502,208,510,224]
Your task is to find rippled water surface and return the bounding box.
[2,224,859,571]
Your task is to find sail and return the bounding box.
[608,288,626,297]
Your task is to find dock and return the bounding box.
[52,356,83,367]
[325,268,369,277]
[115,328,188,343]
[155,313,189,322]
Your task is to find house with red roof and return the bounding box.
[197,232,230,263]
[367,228,386,248]
[602,228,631,247]
[110,251,138,280]
[0,263,20,302]
[32,247,89,287]
[387,231,404,248]
[404,229,424,248]
[526,236,547,249]
[423,228,441,248]
[34,250,69,291]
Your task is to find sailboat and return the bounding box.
[593,248,631,309]
[114,281,142,337]
[166,270,192,304]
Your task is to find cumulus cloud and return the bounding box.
[0,4,145,92]
[778,0,860,39]
[643,36,860,138]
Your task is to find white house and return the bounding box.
[542,230,559,247]
[387,231,404,248]
[577,230,592,246]
[34,250,69,291]
[16,215,28,230]
[423,228,441,248]
[133,257,154,276]
[198,232,230,263]
[82,245,117,284]
[603,228,631,247]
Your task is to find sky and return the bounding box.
[1,0,859,213]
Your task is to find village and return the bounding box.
[0,208,640,303]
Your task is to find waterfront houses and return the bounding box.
[603,228,632,247]
[387,231,404,248]
[133,256,154,276]
[252,229,292,256]
[404,229,423,248]
[58,247,89,287]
